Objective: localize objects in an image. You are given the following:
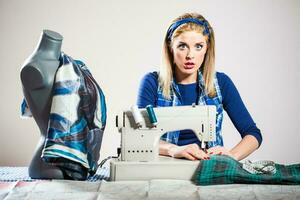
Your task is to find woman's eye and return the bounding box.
[196,44,203,50]
[178,44,187,50]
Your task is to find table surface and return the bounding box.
[0,167,300,200]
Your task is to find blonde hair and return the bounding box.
[159,13,216,99]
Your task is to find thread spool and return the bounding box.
[146,105,158,126]
[131,105,143,128]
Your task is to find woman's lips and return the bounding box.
[184,62,195,69]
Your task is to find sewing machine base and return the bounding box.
[110,156,201,181]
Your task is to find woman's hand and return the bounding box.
[206,146,237,160]
[168,143,210,161]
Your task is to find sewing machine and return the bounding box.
[110,105,216,181]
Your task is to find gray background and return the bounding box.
[0,0,299,166]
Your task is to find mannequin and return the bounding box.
[20,30,64,179]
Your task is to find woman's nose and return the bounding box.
[186,51,194,60]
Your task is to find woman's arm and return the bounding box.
[207,135,259,161]
[220,73,262,145]
[213,73,262,159]
[229,135,259,160]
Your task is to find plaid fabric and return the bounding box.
[195,155,300,185]
[157,70,224,147]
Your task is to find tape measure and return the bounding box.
[242,160,277,175]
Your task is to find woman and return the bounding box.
[137,13,262,161]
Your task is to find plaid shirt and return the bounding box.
[196,155,300,185]
[157,70,224,148]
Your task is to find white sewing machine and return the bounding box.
[110,105,216,181]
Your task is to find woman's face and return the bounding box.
[171,30,208,83]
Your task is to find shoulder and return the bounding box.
[216,71,236,89]
[140,71,159,88]
[216,71,232,84]
[137,71,159,108]
[215,71,240,100]
[141,71,159,81]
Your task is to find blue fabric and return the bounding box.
[167,18,210,41]
[137,71,262,147]
[21,53,107,177]
[177,83,198,105]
